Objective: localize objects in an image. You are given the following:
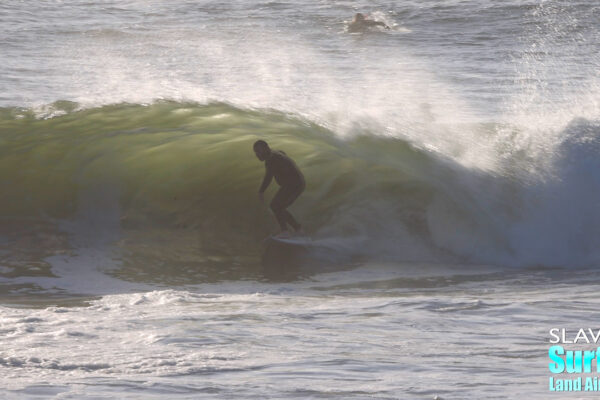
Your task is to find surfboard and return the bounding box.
[261,235,355,277]
[264,235,313,247]
[262,235,315,275]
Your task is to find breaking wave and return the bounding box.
[0,101,599,284]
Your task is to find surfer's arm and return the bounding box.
[258,166,273,194]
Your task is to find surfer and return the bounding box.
[253,140,305,239]
[348,13,390,33]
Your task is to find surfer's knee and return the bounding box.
[270,200,282,214]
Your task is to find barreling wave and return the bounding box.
[0,101,599,284]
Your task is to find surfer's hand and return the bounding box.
[258,192,264,203]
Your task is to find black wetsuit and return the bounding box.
[259,150,305,231]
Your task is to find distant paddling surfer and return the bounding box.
[348,13,390,33]
[253,140,305,239]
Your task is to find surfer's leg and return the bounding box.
[270,184,304,232]
[282,209,301,231]
[270,188,290,231]
[278,184,304,232]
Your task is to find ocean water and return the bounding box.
[1,0,599,398]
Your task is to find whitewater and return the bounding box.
[0,0,599,398]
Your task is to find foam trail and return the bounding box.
[6,184,152,295]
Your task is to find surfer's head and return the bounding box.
[354,13,365,22]
[253,140,271,161]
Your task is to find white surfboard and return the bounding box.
[265,235,313,246]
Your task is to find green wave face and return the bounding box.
[0,101,490,283]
